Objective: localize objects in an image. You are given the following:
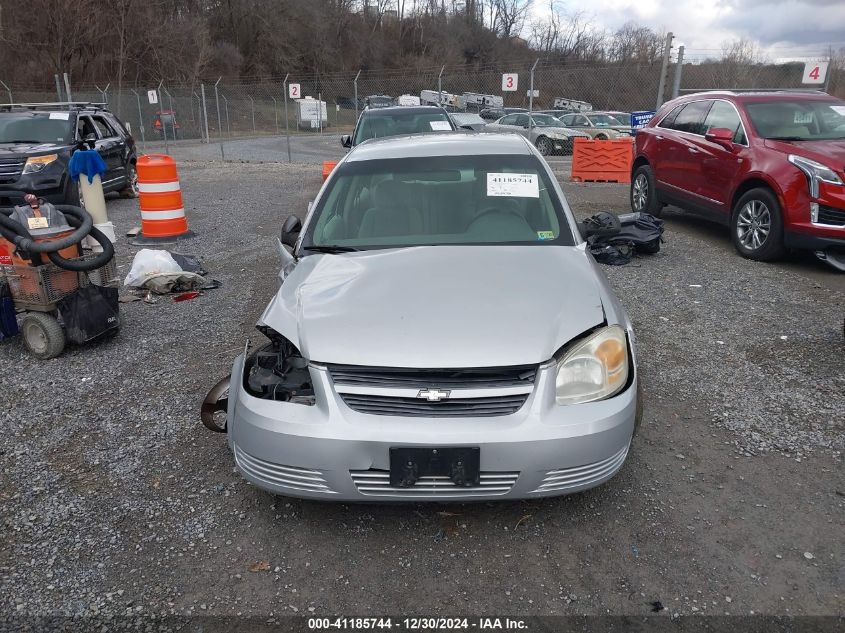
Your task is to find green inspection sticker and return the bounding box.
[537,231,555,240]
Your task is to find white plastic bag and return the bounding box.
[123,249,182,287]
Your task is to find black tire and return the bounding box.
[20,312,65,360]
[63,179,83,206]
[119,161,139,198]
[536,136,552,156]
[731,187,786,262]
[630,164,662,217]
[595,134,608,140]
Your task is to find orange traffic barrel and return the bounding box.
[136,154,192,239]
[322,160,338,181]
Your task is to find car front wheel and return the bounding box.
[536,136,552,156]
[120,162,139,198]
[630,164,662,216]
[731,188,785,261]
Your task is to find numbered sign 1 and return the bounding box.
[289,83,301,99]
[502,73,518,92]
[147,90,158,104]
[802,61,828,85]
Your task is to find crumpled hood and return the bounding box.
[544,126,588,138]
[0,141,67,155]
[259,246,606,368]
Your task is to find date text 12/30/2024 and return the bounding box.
[308,617,529,630]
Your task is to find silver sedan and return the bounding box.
[203,132,641,501]
[485,112,590,155]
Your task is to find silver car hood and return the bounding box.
[259,246,605,368]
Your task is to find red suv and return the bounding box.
[631,91,845,264]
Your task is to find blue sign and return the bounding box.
[631,110,656,134]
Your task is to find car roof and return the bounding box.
[362,105,447,115]
[674,90,839,104]
[346,132,531,161]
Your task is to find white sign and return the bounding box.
[147,89,158,104]
[487,173,539,198]
[526,89,539,98]
[49,112,70,120]
[289,83,301,99]
[802,61,828,85]
[502,73,518,92]
[430,120,452,131]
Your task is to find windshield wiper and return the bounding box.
[1,139,42,144]
[301,245,359,254]
[766,136,806,141]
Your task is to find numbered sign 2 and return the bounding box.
[802,61,828,85]
[289,83,301,99]
[502,73,518,92]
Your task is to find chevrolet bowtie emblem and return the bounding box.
[417,388,451,402]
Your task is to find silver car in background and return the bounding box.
[203,133,641,501]
[485,112,590,155]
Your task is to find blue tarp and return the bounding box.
[68,150,107,184]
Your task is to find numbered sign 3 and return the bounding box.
[502,73,518,92]
[289,83,301,99]
[802,61,828,85]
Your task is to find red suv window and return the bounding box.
[668,101,712,135]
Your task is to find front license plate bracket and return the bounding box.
[389,447,480,488]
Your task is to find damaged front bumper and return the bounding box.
[202,343,638,502]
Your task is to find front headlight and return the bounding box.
[788,154,843,197]
[555,325,629,405]
[22,154,59,174]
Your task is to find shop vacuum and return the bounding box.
[0,194,120,359]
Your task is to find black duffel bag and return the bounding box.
[57,283,120,344]
[585,211,665,265]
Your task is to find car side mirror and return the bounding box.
[281,214,302,248]
[341,135,352,148]
[704,127,735,150]
[578,213,622,239]
[460,124,474,131]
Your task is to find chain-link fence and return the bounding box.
[4,56,841,160]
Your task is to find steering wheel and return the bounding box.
[469,202,525,228]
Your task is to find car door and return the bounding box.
[658,100,712,199]
[487,114,519,134]
[89,114,125,188]
[691,100,749,215]
[512,114,531,140]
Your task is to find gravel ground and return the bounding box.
[1,160,842,630]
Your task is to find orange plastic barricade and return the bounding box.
[570,137,634,184]
[322,160,338,181]
[136,154,192,240]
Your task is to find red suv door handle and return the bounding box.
[688,147,700,154]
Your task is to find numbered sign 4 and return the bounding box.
[289,83,301,99]
[802,61,828,85]
[502,73,518,92]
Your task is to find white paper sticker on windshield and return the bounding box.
[430,120,452,131]
[49,112,70,120]
[830,106,845,116]
[794,112,813,124]
[487,173,539,198]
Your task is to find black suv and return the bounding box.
[341,105,457,149]
[0,102,138,207]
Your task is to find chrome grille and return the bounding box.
[817,205,845,227]
[339,393,528,417]
[234,445,336,494]
[350,470,519,497]
[327,364,537,389]
[0,157,25,183]
[532,445,629,493]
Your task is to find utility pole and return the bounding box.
[671,45,685,99]
[656,32,674,109]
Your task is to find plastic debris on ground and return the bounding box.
[123,249,220,295]
[586,211,665,266]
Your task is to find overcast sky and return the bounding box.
[557,0,845,58]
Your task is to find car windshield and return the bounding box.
[610,112,631,126]
[353,111,453,144]
[587,114,623,127]
[745,100,845,140]
[529,114,560,127]
[0,113,73,144]
[451,114,484,126]
[304,154,572,250]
